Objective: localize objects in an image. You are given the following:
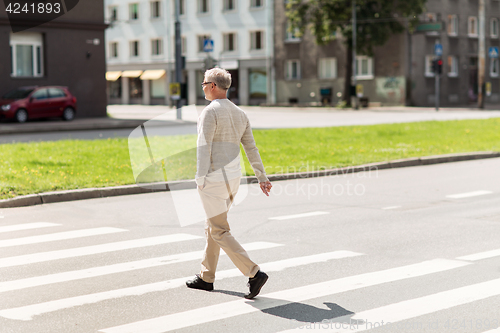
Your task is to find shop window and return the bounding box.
[129,77,143,98]
[249,68,267,98]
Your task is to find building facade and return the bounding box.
[105,0,275,106]
[274,0,500,107]
[0,1,108,118]
[411,0,500,106]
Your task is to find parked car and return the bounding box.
[0,86,77,123]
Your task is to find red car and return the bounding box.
[0,86,77,123]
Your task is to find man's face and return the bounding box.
[202,77,214,101]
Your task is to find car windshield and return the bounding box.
[1,88,34,100]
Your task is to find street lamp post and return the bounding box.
[174,0,182,119]
[352,0,358,110]
[478,0,485,109]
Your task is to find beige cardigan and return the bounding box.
[195,99,269,186]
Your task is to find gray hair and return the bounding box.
[204,68,232,90]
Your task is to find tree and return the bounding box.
[286,0,427,106]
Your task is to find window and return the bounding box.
[110,42,119,58]
[151,38,163,56]
[250,0,263,8]
[355,56,373,79]
[129,78,143,98]
[448,15,458,36]
[285,19,300,42]
[130,40,140,57]
[223,0,235,11]
[10,32,43,77]
[223,33,236,52]
[250,31,264,50]
[491,58,499,77]
[151,1,161,18]
[491,18,499,38]
[285,60,300,80]
[181,36,187,55]
[109,6,118,21]
[468,16,478,37]
[109,80,122,98]
[198,35,211,52]
[129,3,139,20]
[180,0,185,15]
[318,58,337,79]
[448,56,458,77]
[425,55,435,77]
[198,0,209,13]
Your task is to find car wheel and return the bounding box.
[62,107,75,121]
[15,109,28,123]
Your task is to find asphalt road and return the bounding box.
[1,158,499,333]
[1,105,500,143]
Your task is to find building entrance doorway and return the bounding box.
[227,70,239,104]
[469,57,478,103]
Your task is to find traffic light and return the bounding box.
[433,58,443,75]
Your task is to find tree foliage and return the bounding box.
[286,0,427,56]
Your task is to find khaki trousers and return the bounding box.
[198,177,260,283]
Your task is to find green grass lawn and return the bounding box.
[1,118,499,199]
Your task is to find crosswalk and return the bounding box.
[1,219,499,333]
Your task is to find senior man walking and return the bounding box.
[186,68,272,299]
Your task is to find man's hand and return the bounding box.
[259,181,272,196]
[198,184,205,190]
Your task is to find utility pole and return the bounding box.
[174,0,182,119]
[478,0,486,109]
[352,0,358,109]
[435,58,440,111]
[434,41,443,111]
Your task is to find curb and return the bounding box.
[1,151,499,209]
[0,118,191,135]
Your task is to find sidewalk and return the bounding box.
[1,104,500,135]
[0,115,189,135]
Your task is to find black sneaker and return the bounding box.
[244,270,268,299]
[186,274,214,291]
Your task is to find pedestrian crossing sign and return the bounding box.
[203,38,214,53]
[489,47,499,59]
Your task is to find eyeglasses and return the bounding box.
[201,82,216,87]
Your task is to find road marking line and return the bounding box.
[0,250,361,321]
[482,329,500,333]
[446,190,493,199]
[269,211,330,221]
[281,278,500,332]
[382,206,401,210]
[0,223,60,234]
[0,234,202,268]
[97,259,469,333]
[0,227,128,248]
[0,242,283,293]
[456,248,500,261]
